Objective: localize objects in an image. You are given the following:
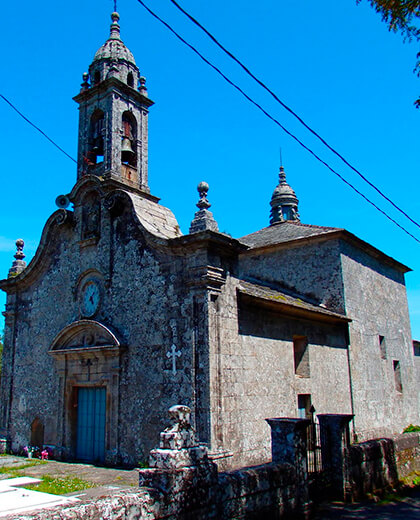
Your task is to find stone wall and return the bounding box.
[348,432,420,501]
[210,275,352,469]
[393,431,420,479]
[0,191,214,467]
[10,463,305,520]
[340,240,419,440]
[11,406,311,520]
[239,239,345,314]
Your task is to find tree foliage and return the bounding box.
[358,1,420,106]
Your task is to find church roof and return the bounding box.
[239,221,411,273]
[93,12,136,65]
[238,280,350,324]
[127,192,182,239]
[240,221,340,248]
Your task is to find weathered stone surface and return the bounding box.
[0,9,418,477]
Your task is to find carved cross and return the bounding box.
[167,344,181,375]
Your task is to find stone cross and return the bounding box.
[167,344,181,375]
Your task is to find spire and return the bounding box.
[8,239,27,278]
[189,182,219,234]
[110,12,121,40]
[269,165,300,225]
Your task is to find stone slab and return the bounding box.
[0,477,79,517]
[0,477,41,488]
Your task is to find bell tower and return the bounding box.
[73,12,153,193]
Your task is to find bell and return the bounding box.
[121,137,135,163]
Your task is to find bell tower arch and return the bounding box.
[73,12,154,194]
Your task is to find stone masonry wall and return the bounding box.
[340,241,419,440]
[207,274,351,470]
[11,406,309,520]
[0,195,209,467]
[9,463,305,520]
[348,432,420,501]
[239,238,345,314]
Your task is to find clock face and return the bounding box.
[80,280,101,317]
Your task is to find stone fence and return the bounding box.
[7,408,420,520]
[348,431,420,501]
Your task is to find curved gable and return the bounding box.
[49,320,121,357]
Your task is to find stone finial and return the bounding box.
[147,405,210,470]
[8,239,27,278]
[158,405,196,452]
[80,72,90,92]
[189,182,219,234]
[110,12,121,39]
[139,76,148,96]
[270,165,300,225]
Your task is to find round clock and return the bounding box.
[80,280,101,317]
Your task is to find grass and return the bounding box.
[0,460,46,476]
[401,470,420,488]
[0,458,96,495]
[25,474,95,495]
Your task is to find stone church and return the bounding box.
[0,12,418,468]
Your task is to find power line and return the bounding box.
[0,94,77,164]
[135,0,420,244]
[167,0,420,231]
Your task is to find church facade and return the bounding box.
[0,13,418,468]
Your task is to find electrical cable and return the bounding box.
[167,0,420,231]
[135,0,420,244]
[0,94,77,164]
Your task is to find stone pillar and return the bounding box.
[317,414,354,501]
[138,405,218,518]
[266,418,311,518]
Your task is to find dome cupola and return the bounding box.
[89,12,139,89]
[270,166,300,224]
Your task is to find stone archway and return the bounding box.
[49,320,124,464]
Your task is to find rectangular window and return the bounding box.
[379,335,387,359]
[393,360,403,393]
[297,394,312,419]
[294,335,310,377]
[413,341,420,357]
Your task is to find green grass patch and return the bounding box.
[0,460,45,476]
[25,475,95,495]
[401,470,420,488]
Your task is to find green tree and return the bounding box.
[358,1,420,106]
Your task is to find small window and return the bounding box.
[94,71,101,85]
[127,72,134,87]
[297,394,312,419]
[282,206,292,221]
[393,360,403,393]
[379,335,387,360]
[293,335,310,378]
[413,341,420,357]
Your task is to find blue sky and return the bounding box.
[1,0,419,338]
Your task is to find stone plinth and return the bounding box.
[266,418,310,468]
[139,405,218,515]
[318,414,354,501]
[266,417,311,518]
